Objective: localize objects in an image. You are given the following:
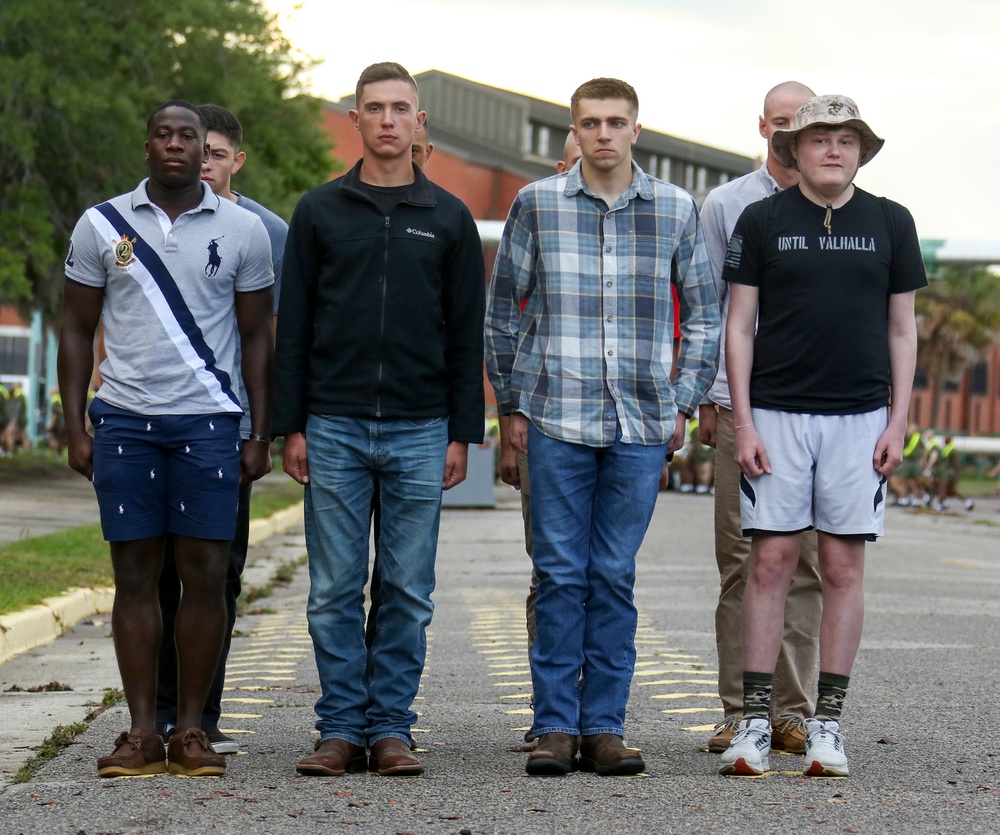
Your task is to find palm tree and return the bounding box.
[915,266,1000,428]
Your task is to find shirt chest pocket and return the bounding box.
[631,233,666,281]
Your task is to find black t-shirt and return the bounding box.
[723,186,927,415]
[363,183,411,217]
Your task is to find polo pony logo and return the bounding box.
[206,236,224,276]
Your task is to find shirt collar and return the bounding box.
[563,160,652,205]
[132,179,219,213]
[757,161,783,194]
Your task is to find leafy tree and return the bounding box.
[0,0,338,319]
[915,266,1000,427]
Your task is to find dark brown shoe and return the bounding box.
[579,733,645,776]
[97,729,167,777]
[525,732,579,775]
[369,737,424,776]
[296,737,368,776]
[167,728,226,777]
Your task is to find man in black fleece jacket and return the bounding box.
[273,62,485,778]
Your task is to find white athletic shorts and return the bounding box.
[739,407,889,539]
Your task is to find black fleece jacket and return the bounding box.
[273,160,485,443]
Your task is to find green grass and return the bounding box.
[0,462,303,618]
[0,525,113,615]
[13,722,89,783]
[249,473,304,519]
[958,474,1000,498]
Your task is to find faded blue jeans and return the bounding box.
[303,414,447,747]
[527,422,666,737]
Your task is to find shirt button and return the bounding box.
[605,246,612,253]
[607,350,613,356]
[168,233,174,238]
[606,316,613,322]
[606,281,612,287]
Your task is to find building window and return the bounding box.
[684,163,695,192]
[535,124,550,157]
[526,122,552,158]
[970,361,987,395]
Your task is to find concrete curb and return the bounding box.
[0,501,305,665]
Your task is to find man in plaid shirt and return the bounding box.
[485,77,720,776]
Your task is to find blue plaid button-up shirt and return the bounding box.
[485,162,720,447]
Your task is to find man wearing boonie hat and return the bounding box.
[699,81,821,760]
[718,95,926,778]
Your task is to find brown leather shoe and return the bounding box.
[369,737,424,776]
[579,733,645,776]
[525,732,579,775]
[296,737,368,776]
[97,729,167,777]
[771,715,807,754]
[708,714,742,753]
[167,728,226,776]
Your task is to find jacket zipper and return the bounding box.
[375,215,390,418]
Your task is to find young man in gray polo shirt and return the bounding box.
[59,100,274,778]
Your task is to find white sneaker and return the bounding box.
[803,718,849,776]
[719,717,771,776]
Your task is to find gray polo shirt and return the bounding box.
[65,179,273,417]
[699,163,781,410]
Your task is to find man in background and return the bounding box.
[155,103,288,754]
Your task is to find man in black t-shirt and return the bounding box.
[719,95,926,779]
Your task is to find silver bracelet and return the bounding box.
[733,423,754,431]
[247,433,271,444]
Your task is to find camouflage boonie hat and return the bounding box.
[771,94,884,170]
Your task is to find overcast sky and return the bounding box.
[263,0,997,242]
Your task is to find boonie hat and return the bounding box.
[771,94,884,170]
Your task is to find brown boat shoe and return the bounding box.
[97,729,167,777]
[167,727,226,777]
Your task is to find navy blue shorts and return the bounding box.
[89,398,241,542]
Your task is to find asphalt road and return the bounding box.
[0,485,998,834]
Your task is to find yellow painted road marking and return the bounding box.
[651,692,719,700]
[661,707,723,714]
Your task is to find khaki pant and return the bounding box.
[714,407,822,719]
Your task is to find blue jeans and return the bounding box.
[303,414,447,747]
[527,423,666,737]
